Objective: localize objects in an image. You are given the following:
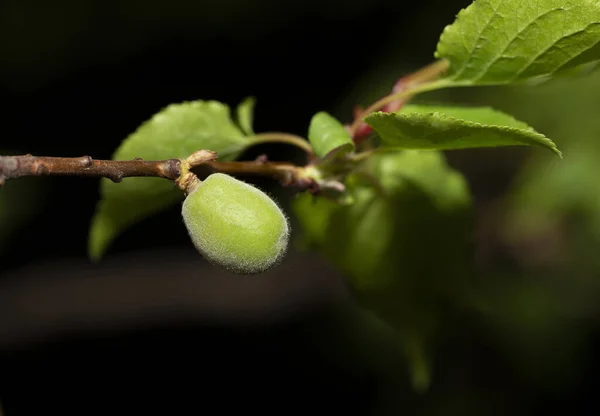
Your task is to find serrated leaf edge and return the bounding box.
[367,109,562,157]
[434,0,600,86]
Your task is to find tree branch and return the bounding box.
[0,152,315,191]
[206,160,312,189]
[0,154,182,186]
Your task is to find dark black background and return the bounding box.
[1,1,597,414]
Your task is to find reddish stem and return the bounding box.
[348,60,450,144]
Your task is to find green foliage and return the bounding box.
[441,35,600,395]
[84,0,591,264]
[7,0,596,395]
[487,68,600,241]
[293,150,473,389]
[307,111,354,158]
[365,105,560,155]
[88,100,253,261]
[236,96,256,136]
[435,0,600,85]
[508,142,600,237]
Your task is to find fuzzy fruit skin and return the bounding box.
[182,173,289,274]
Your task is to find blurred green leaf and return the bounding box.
[413,64,600,397]
[293,149,473,390]
[435,0,600,85]
[236,96,256,136]
[292,192,338,249]
[506,142,600,240]
[88,100,251,261]
[365,105,561,155]
[477,69,600,243]
[307,111,354,158]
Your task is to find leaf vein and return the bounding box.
[472,7,568,81]
[454,0,505,78]
[512,23,600,80]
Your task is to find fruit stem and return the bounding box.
[175,150,219,195]
[176,172,201,195]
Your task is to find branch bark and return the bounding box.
[0,153,313,190]
[0,154,182,187]
[207,161,301,186]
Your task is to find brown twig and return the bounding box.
[0,154,182,186]
[0,152,314,192]
[205,160,314,190]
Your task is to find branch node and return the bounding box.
[81,156,93,168]
[186,150,217,167]
[110,174,124,183]
[163,159,181,178]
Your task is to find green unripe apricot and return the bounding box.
[182,173,289,274]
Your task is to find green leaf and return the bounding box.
[365,105,561,156]
[435,0,600,85]
[294,150,473,292]
[236,96,256,136]
[292,192,338,249]
[308,111,355,158]
[89,100,250,261]
[293,150,473,389]
[493,69,600,241]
